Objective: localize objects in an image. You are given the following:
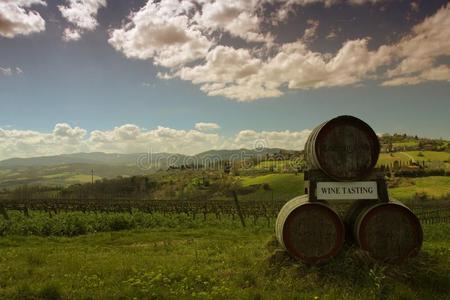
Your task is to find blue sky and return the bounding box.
[0,0,449,158]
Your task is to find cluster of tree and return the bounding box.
[1,185,62,200]
[379,133,449,152]
[393,168,448,178]
[60,176,158,198]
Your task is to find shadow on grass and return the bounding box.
[265,236,450,299]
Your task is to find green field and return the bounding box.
[255,160,295,170]
[0,218,449,300]
[238,173,450,202]
[405,151,450,162]
[377,152,414,165]
[65,174,103,183]
[377,151,450,166]
[392,141,420,148]
[389,176,450,200]
[240,173,304,201]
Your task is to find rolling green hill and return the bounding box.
[240,173,305,201]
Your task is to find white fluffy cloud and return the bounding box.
[58,0,107,41]
[109,0,213,68]
[158,2,449,100]
[0,123,311,159]
[89,124,222,154]
[195,122,221,131]
[382,3,450,85]
[177,45,273,100]
[382,65,450,87]
[232,129,311,150]
[106,0,450,101]
[0,123,88,159]
[53,123,87,141]
[62,27,81,41]
[175,39,392,101]
[194,0,271,43]
[0,0,46,38]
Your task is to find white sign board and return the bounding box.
[316,181,378,200]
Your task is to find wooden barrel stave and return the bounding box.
[276,195,345,264]
[305,115,380,181]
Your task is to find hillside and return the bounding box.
[0,134,449,189]
[0,148,301,168]
[378,133,449,152]
[0,148,300,188]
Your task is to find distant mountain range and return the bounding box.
[0,148,301,188]
[0,148,299,168]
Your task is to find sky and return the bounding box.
[0,0,449,159]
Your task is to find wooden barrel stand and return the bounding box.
[278,115,423,264]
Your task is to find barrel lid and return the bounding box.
[282,202,345,264]
[356,202,423,262]
[315,115,380,181]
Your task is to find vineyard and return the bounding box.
[1,197,450,227]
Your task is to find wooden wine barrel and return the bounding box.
[343,199,378,244]
[276,195,345,264]
[305,115,380,181]
[354,201,423,262]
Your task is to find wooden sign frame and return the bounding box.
[304,169,389,203]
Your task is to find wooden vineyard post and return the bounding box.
[277,115,423,264]
[232,190,246,228]
[0,205,9,220]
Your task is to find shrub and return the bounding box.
[37,283,62,300]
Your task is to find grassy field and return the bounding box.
[0,218,449,300]
[255,160,295,170]
[406,151,450,162]
[240,173,304,201]
[389,176,450,200]
[377,151,450,166]
[377,152,415,165]
[392,141,419,148]
[65,174,102,184]
[238,173,450,202]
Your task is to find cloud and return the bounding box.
[109,0,448,100]
[58,0,107,41]
[89,124,222,154]
[382,65,450,87]
[0,67,13,76]
[174,39,392,101]
[109,0,213,68]
[382,3,450,85]
[0,123,88,159]
[53,123,87,140]
[175,45,283,100]
[325,27,340,40]
[194,0,272,43]
[1,66,24,76]
[0,0,46,38]
[272,0,391,23]
[231,129,312,150]
[62,27,81,41]
[195,122,221,131]
[302,19,319,43]
[0,123,311,159]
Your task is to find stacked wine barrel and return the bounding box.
[276,115,422,264]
